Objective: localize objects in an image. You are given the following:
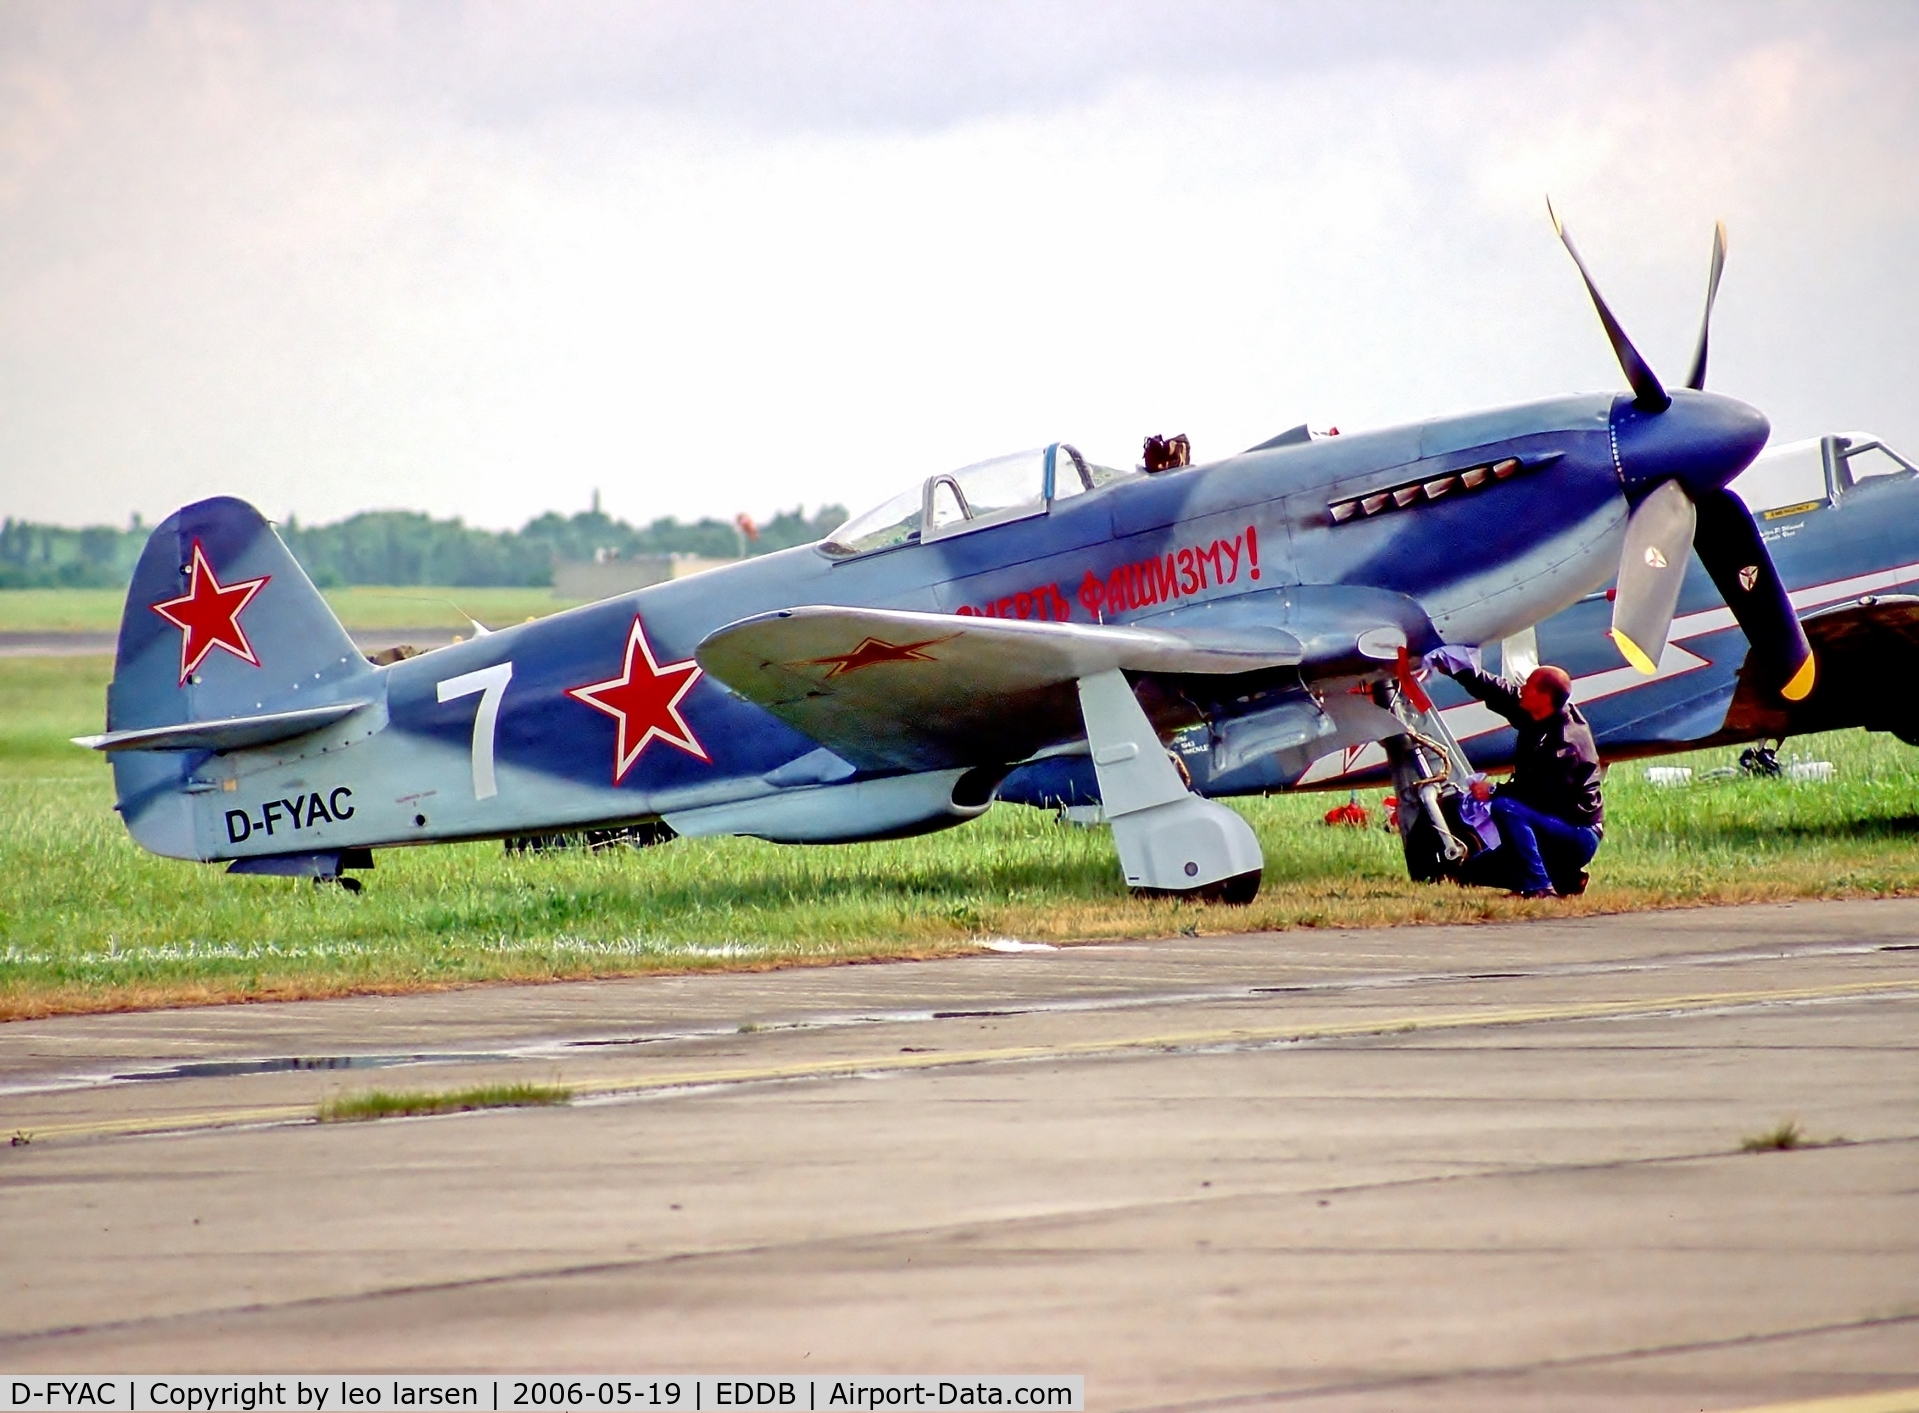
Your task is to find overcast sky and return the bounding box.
[2,1,1915,531]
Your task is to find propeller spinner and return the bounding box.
[1550,202,1815,702]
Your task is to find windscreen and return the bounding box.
[820,485,924,557]
[821,444,1134,558]
[1730,439,1828,515]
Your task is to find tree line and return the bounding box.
[0,504,848,590]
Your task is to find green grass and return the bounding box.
[0,656,113,762]
[5,655,1919,1018]
[318,1082,572,1123]
[0,586,584,635]
[1740,1118,1808,1152]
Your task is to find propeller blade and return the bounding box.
[1693,488,1816,700]
[1548,197,1671,414]
[1611,478,1696,674]
[1684,221,1728,391]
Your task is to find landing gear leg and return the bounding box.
[1377,668,1474,884]
[1077,669,1263,903]
[1383,733,1448,883]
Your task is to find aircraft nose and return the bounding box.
[1612,389,1771,502]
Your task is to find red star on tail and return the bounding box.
[150,540,270,684]
[566,615,709,783]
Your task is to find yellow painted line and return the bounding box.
[1720,1388,1919,1413]
[11,978,1916,1144]
[566,977,1919,1099]
[17,1103,315,1141]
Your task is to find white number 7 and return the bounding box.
[436,662,514,800]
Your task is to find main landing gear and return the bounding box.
[1375,677,1502,887]
[1076,669,1264,904]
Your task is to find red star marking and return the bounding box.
[149,539,270,684]
[566,615,709,783]
[806,635,953,678]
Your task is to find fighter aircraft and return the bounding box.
[1208,429,1919,818]
[80,210,1824,900]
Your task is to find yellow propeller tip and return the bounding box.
[1610,630,1659,676]
[1780,653,1816,702]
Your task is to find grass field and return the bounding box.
[4,654,1918,1020]
[0,586,585,634]
[317,1083,573,1122]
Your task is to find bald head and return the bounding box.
[1526,666,1572,704]
[1518,665,1572,720]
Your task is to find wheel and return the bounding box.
[1210,868,1263,906]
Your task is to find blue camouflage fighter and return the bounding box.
[83,210,1906,900]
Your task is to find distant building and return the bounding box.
[551,551,739,600]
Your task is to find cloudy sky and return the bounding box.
[2,1,1915,531]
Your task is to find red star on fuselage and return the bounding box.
[150,540,270,684]
[566,615,709,783]
[806,635,953,677]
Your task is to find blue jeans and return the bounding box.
[1490,795,1600,895]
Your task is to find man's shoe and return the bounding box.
[1517,887,1557,900]
[1546,869,1591,896]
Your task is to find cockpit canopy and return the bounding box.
[822,443,1130,558]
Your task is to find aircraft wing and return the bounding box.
[698,606,1303,771]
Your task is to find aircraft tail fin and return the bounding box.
[96,497,375,857]
[110,496,370,729]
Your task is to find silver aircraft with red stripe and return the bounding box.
[80,210,1836,898]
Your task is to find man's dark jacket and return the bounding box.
[1449,668,1605,831]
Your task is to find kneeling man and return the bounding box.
[1426,652,1604,898]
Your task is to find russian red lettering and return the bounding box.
[1150,553,1178,604]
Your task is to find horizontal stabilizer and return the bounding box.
[699,606,1301,771]
[74,700,370,753]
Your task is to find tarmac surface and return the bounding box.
[3,898,1917,1412]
